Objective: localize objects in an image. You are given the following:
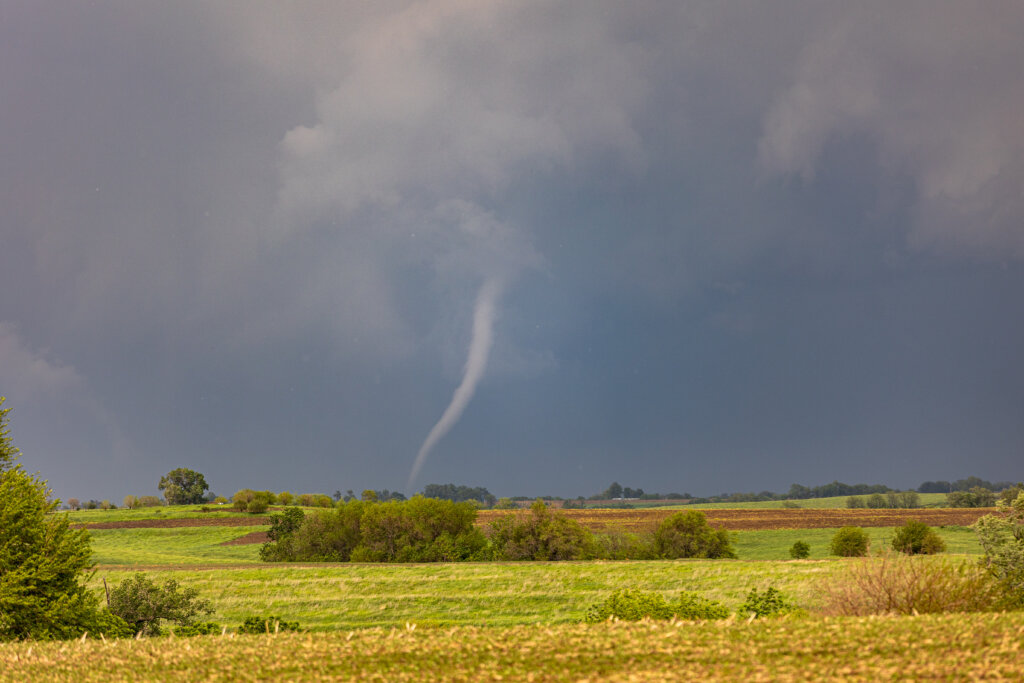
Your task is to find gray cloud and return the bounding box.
[2,2,1023,500]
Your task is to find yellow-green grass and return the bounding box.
[65,505,250,524]
[88,527,266,566]
[90,559,879,631]
[732,525,980,560]
[4,612,1023,682]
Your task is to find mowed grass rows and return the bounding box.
[3,613,1023,682]
[88,560,844,630]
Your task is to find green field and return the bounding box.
[20,503,1017,680]
[89,559,844,630]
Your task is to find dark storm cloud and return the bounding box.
[2,2,1022,501]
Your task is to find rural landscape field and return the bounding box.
[7,2,1024,681]
[4,485,1024,681]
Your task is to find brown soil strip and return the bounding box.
[74,516,269,529]
[220,531,269,546]
[477,507,993,532]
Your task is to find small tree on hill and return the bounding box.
[158,468,209,505]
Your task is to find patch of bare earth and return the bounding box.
[477,507,993,533]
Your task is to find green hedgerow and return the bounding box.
[584,589,729,623]
[238,616,300,634]
[738,587,797,618]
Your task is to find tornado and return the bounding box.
[408,277,503,490]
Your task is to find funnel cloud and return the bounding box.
[409,278,503,489]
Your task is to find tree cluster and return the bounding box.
[846,491,921,509]
[259,497,736,563]
[422,483,495,507]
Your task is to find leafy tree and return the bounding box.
[846,496,866,508]
[158,468,209,505]
[948,487,996,508]
[653,511,736,559]
[974,492,1024,606]
[67,497,81,510]
[789,541,811,559]
[422,483,493,506]
[866,493,888,509]
[0,398,130,640]
[602,482,624,499]
[998,484,1024,506]
[489,500,600,561]
[107,573,214,636]
[891,520,945,555]
[0,397,20,470]
[830,526,869,557]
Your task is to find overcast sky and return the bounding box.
[3,2,1023,502]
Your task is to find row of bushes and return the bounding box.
[845,491,921,509]
[259,499,738,563]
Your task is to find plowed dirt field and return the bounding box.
[478,507,992,532]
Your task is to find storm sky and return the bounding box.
[3,2,1023,502]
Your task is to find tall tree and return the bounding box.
[0,397,130,640]
[158,468,210,505]
[0,397,20,471]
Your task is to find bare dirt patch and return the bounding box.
[476,507,992,533]
[73,516,269,529]
[220,531,269,546]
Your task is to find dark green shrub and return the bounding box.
[653,511,736,559]
[489,500,600,561]
[239,615,299,634]
[830,526,870,557]
[738,587,796,617]
[173,621,222,637]
[107,573,214,636]
[948,487,997,508]
[846,496,866,508]
[789,541,811,559]
[584,589,729,623]
[891,520,946,555]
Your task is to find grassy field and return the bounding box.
[3,612,1023,682]
[84,521,981,566]
[28,502,1013,681]
[89,559,846,630]
[88,527,266,566]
